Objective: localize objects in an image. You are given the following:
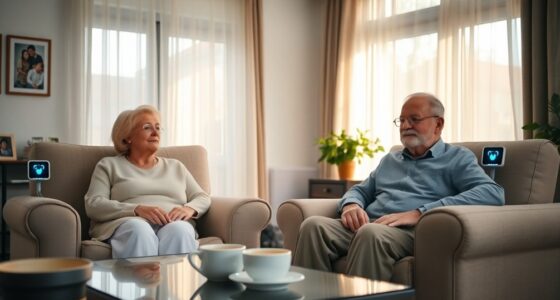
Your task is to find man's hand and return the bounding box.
[373,210,421,227]
[134,205,171,225]
[341,204,369,232]
[168,206,197,221]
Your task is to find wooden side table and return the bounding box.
[308,179,361,198]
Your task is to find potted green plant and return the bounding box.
[318,129,384,180]
[522,93,560,152]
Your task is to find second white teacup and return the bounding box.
[188,244,246,281]
[243,248,291,282]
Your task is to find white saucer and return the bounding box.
[228,271,305,291]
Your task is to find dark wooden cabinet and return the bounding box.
[308,179,361,198]
[1,160,28,260]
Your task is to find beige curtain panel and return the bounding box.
[521,0,560,136]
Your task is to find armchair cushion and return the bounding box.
[81,240,111,260]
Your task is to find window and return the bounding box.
[343,0,522,179]
[84,1,253,197]
[90,28,152,144]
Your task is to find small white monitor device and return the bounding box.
[481,147,506,167]
[28,160,50,181]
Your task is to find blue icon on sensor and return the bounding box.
[487,151,498,161]
[33,164,45,175]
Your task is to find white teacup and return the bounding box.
[188,244,246,281]
[243,248,291,282]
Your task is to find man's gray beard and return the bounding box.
[401,135,423,148]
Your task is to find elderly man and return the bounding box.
[293,92,505,280]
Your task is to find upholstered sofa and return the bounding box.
[4,143,271,260]
[277,139,560,300]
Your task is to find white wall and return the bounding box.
[0,0,69,157]
[262,0,326,169]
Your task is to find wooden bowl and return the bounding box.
[0,257,92,300]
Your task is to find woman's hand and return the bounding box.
[134,205,171,225]
[168,206,197,221]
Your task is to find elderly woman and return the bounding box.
[85,105,210,258]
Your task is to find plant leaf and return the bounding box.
[316,129,384,165]
[522,123,540,131]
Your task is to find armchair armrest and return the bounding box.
[277,198,339,253]
[197,196,271,248]
[415,203,560,300]
[3,196,81,259]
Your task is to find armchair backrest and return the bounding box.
[390,139,559,205]
[29,142,211,240]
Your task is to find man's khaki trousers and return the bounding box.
[293,216,414,280]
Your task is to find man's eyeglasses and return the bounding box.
[142,123,163,133]
[393,116,439,127]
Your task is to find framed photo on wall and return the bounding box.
[0,134,17,161]
[6,35,51,97]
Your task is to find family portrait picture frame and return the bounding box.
[0,133,17,161]
[6,35,51,97]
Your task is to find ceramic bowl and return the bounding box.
[0,257,92,300]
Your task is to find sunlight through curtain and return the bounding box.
[67,0,158,146]
[158,0,260,198]
[333,0,522,179]
[66,0,261,197]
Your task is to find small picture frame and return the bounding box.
[31,136,44,144]
[48,137,59,143]
[6,35,51,96]
[0,134,17,161]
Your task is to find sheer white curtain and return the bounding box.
[337,0,522,179]
[66,0,258,197]
[158,0,256,197]
[67,0,158,146]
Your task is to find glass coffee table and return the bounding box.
[87,254,414,300]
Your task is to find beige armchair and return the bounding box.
[4,143,271,260]
[278,139,560,300]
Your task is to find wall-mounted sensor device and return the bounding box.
[28,160,50,196]
[481,147,505,180]
[481,147,505,167]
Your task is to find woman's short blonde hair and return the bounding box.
[111,105,160,155]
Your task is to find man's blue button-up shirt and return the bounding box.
[338,139,505,218]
